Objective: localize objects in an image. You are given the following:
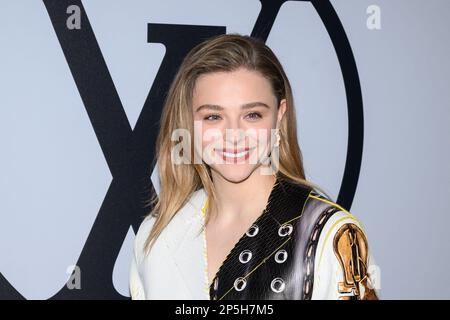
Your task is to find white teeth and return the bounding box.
[220,150,249,158]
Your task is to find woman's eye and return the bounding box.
[204,114,221,121]
[246,112,262,120]
[203,112,261,121]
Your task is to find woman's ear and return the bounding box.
[277,98,287,124]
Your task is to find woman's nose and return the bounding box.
[223,125,246,147]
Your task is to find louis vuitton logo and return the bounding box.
[0,0,363,299]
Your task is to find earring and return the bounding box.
[274,130,281,148]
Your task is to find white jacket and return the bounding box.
[129,187,380,300]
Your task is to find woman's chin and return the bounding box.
[212,164,259,183]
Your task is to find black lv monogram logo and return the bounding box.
[0,0,362,299]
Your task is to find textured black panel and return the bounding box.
[209,174,344,300]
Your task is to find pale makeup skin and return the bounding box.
[192,67,287,286]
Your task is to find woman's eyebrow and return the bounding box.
[195,102,270,113]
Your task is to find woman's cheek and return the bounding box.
[202,127,222,146]
[201,128,223,164]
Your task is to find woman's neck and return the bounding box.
[209,168,277,226]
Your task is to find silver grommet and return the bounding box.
[274,249,288,263]
[239,250,252,263]
[246,224,259,237]
[270,277,286,293]
[233,277,247,291]
[278,223,293,237]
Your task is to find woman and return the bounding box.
[129,33,380,300]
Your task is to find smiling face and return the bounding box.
[192,67,286,183]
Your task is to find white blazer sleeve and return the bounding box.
[311,211,381,300]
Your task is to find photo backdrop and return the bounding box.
[1,0,449,299]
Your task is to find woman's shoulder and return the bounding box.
[304,190,362,220]
[303,190,368,241]
[133,188,208,258]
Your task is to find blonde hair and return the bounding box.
[142,33,329,255]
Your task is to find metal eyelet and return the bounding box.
[278,223,293,237]
[274,249,288,263]
[246,224,259,237]
[233,277,247,291]
[239,250,252,263]
[270,277,286,293]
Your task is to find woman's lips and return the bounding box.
[216,147,250,153]
[215,147,255,162]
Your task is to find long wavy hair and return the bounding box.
[143,33,328,255]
